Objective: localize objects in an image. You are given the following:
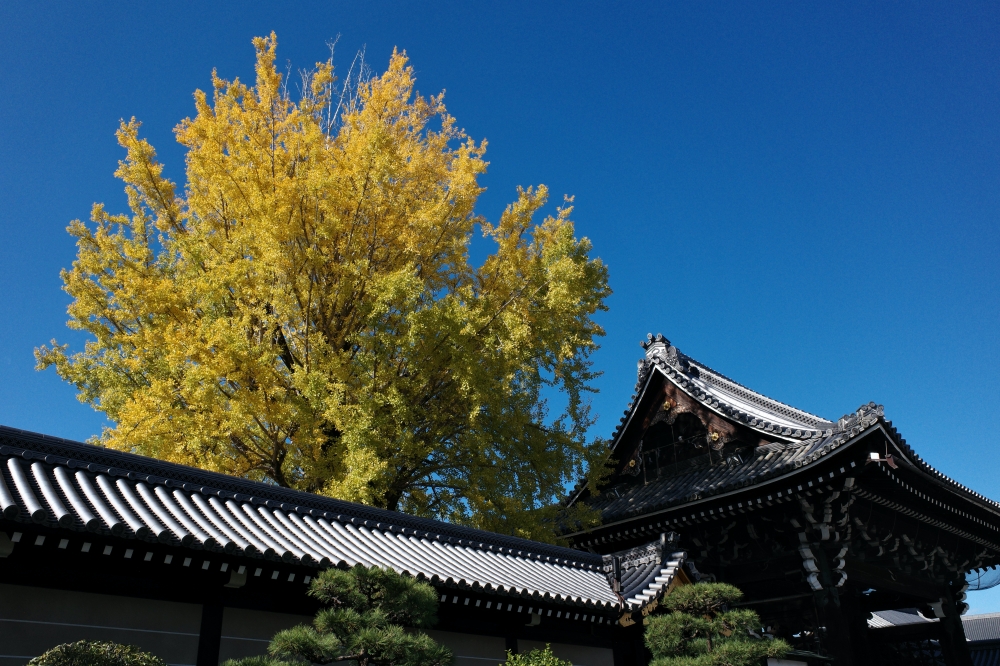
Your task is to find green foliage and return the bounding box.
[662,582,743,615]
[502,645,572,666]
[309,564,440,628]
[226,564,452,666]
[221,659,295,666]
[28,641,165,666]
[645,583,790,666]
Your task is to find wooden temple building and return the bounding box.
[0,334,998,666]
[563,335,1000,666]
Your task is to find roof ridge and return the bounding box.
[684,357,833,427]
[638,334,833,430]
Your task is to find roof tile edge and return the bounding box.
[0,425,601,568]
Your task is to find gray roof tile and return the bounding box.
[965,613,1000,642]
[0,425,619,611]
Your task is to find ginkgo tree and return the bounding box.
[37,33,611,541]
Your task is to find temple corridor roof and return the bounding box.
[0,425,620,613]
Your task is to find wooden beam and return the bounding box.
[843,560,948,601]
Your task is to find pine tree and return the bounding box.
[225,565,452,666]
[645,583,790,666]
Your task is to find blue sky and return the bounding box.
[2,2,1000,610]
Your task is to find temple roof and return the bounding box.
[628,334,835,445]
[0,425,619,613]
[600,533,689,611]
[567,335,1000,529]
[586,434,856,523]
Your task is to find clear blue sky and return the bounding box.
[2,2,1000,610]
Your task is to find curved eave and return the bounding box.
[609,360,660,454]
[647,348,834,441]
[570,419,1000,547]
[880,419,1000,519]
[565,426,876,539]
[622,551,687,611]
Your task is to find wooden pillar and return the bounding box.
[196,603,224,666]
[612,623,646,666]
[814,587,856,666]
[937,595,973,666]
[838,585,875,666]
[812,546,858,666]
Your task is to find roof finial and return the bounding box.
[641,332,672,356]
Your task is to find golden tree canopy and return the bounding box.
[37,34,611,540]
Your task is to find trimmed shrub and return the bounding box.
[224,564,452,666]
[221,659,295,666]
[28,641,165,666]
[502,645,572,666]
[646,583,790,666]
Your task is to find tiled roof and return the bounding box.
[972,646,1000,666]
[598,533,689,622]
[619,551,686,610]
[641,336,834,440]
[866,613,895,629]
[0,425,619,612]
[575,336,1000,525]
[965,612,1000,642]
[868,610,1000,666]
[588,422,874,523]
[867,608,935,629]
[867,610,1000,650]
